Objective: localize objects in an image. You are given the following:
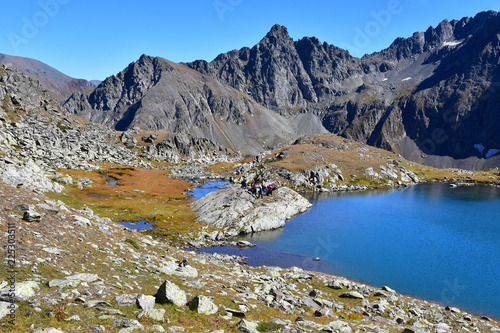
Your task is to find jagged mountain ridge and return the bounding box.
[64,55,327,155]
[0,53,96,102]
[65,10,500,169]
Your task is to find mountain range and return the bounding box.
[0,53,97,103]
[3,10,500,170]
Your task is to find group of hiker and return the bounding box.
[240,178,276,198]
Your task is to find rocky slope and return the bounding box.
[0,53,96,103]
[0,63,236,172]
[2,178,499,333]
[63,10,500,169]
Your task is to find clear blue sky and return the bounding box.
[1,0,499,81]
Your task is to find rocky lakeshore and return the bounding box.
[1,169,500,333]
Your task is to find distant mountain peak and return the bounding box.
[264,24,292,42]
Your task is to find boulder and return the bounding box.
[23,209,41,222]
[188,295,218,315]
[325,320,352,333]
[136,294,155,311]
[0,281,39,301]
[71,215,92,228]
[235,319,259,333]
[115,293,139,306]
[157,261,198,278]
[138,308,165,322]
[0,301,17,319]
[120,132,137,147]
[155,280,187,306]
[111,318,144,330]
[340,291,364,299]
[191,186,312,233]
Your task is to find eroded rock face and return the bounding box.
[191,186,312,234]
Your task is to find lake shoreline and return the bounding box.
[188,180,500,322]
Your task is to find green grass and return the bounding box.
[125,238,140,249]
[256,321,284,331]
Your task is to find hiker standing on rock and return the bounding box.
[258,184,264,199]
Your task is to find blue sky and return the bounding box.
[1,0,499,81]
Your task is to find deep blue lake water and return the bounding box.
[200,183,500,319]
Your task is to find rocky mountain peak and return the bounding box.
[64,10,500,170]
[265,24,291,41]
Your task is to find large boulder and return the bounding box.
[191,186,312,233]
[0,301,17,320]
[0,281,39,301]
[154,280,187,306]
[136,294,156,311]
[188,295,218,315]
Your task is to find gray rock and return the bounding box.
[0,301,17,319]
[183,280,206,289]
[66,273,99,282]
[157,261,198,278]
[324,320,352,333]
[188,295,218,315]
[339,291,364,299]
[116,293,139,306]
[13,203,30,212]
[0,281,39,301]
[32,329,65,333]
[225,308,246,318]
[48,279,80,289]
[111,317,144,330]
[235,319,259,333]
[83,300,112,308]
[49,273,99,289]
[138,308,165,322]
[152,325,166,332]
[382,285,396,293]
[23,209,41,222]
[155,280,187,306]
[88,325,106,332]
[326,278,344,290]
[136,294,155,311]
[192,186,312,233]
[71,215,92,228]
[120,132,137,147]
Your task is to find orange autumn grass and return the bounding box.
[47,165,208,240]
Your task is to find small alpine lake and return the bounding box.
[199,182,500,319]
